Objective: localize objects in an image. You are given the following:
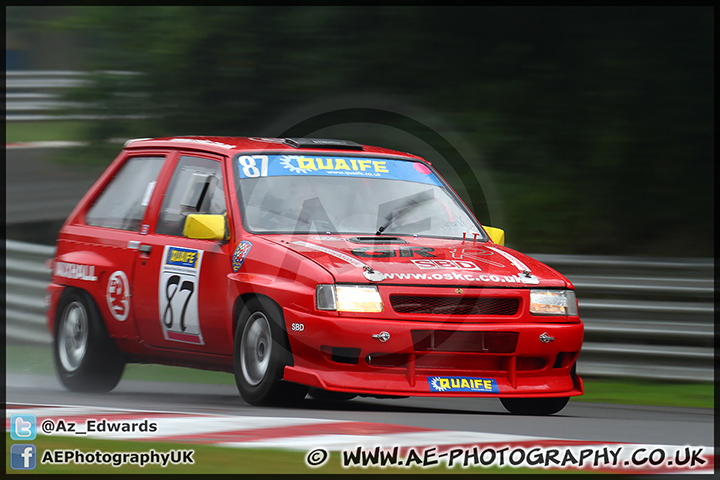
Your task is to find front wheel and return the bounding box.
[233,297,308,405]
[500,396,570,415]
[53,288,125,392]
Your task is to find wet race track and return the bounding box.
[6,373,714,473]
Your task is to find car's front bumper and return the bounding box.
[282,306,584,398]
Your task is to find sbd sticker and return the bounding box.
[428,376,498,393]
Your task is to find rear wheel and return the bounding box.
[233,297,308,405]
[53,289,125,392]
[500,396,570,415]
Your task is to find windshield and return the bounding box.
[235,154,484,240]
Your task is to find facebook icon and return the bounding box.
[11,444,37,470]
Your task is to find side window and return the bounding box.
[86,156,164,231]
[156,156,227,237]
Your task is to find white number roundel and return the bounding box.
[106,270,130,321]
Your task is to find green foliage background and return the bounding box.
[7,6,714,256]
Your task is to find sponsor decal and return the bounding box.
[236,155,442,186]
[140,181,156,207]
[159,246,204,345]
[292,240,387,281]
[449,247,505,267]
[232,241,252,272]
[107,270,130,321]
[411,259,481,270]
[309,235,344,241]
[292,240,368,269]
[486,246,540,284]
[168,138,236,149]
[288,156,389,174]
[351,246,436,258]
[165,247,199,268]
[383,271,528,283]
[54,262,97,281]
[428,376,499,393]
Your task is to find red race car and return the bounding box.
[47,136,583,415]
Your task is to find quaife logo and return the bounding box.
[428,376,499,393]
[11,444,37,470]
[10,414,37,440]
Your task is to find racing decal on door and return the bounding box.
[158,246,204,345]
[231,241,252,272]
[107,270,130,321]
[55,262,98,281]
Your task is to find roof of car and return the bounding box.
[123,136,425,161]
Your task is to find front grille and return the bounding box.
[412,330,519,353]
[390,295,519,316]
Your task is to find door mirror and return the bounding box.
[183,214,227,241]
[484,226,505,246]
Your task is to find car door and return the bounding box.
[77,151,168,342]
[131,151,235,354]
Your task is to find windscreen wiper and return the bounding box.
[376,190,434,235]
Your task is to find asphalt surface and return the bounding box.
[6,373,714,448]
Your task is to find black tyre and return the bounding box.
[53,288,125,392]
[500,396,570,415]
[233,297,308,405]
[308,387,357,402]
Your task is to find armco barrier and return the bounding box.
[5,240,714,381]
[5,70,141,121]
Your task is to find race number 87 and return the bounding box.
[162,274,195,332]
[238,155,269,178]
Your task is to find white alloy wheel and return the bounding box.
[58,301,89,372]
[240,311,273,386]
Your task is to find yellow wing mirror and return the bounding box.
[484,226,505,246]
[183,214,227,241]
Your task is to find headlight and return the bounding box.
[530,289,578,316]
[316,284,384,313]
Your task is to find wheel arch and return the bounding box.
[55,285,97,327]
[53,285,126,392]
[54,285,127,353]
[232,292,295,366]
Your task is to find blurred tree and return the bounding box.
[32,6,713,256]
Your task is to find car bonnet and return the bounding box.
[266,235,570,288]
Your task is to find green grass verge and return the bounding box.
[6,121,92,143]
[573,378,714,409]
[6,344,713,409]
[5,433,582,474]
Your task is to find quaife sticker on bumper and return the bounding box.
[428,376,499,393]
